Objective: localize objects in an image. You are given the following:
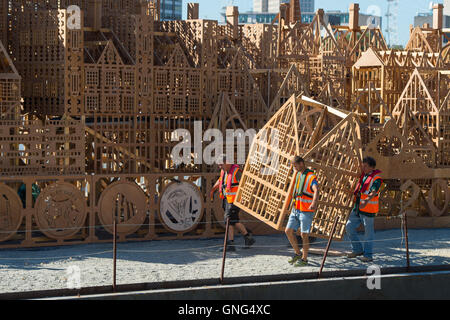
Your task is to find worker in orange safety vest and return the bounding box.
[210,156,255,252]
[285,156,319,267]
[346,156,383,262]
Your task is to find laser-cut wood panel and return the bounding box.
[0,0,447,248]
[0,117,85,176]
[0,40,21,121]
[234,94,349,231]
[302,114,363,240]
[392,69,440,167]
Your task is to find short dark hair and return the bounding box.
[363,156,376,168]
[293,156,304,164]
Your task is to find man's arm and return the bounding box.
[210,178,221,200]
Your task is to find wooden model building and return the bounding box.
[0,0,447,248]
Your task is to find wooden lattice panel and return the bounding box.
[234,95,347,230]
[268,65,309,115]
[83,33,137,115]
[392,69,440,167]
[302,114,363,240]
[241,23,277,69]
[0,117,85,176]
[439,73,450,166]
[364,119,432,180]
[352,48,447,119]
[0,0,445,249]
[8,7,67,116]
[0,40,21,120]
[87,114,154,174]
[152,46,204,115]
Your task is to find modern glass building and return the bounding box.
[231,0,382,27]
[232,11,380,28]
[160,0,182,20]
[253,0,268,13]
[299,0,314,13]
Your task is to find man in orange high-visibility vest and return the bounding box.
[285,156,319,267]
[346,156,383,262]
[210,156,255,252]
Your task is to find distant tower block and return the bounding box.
[433,3,443,30]
[87,0,102,30]
[226,6,239,39]
[289,0,301,23]
[187,3,199,20]
[349,3,360,31]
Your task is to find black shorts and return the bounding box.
[223,201,240,226]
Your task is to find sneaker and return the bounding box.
[244,233,255,248]
[288,254,301,265]
[294,259,308,267]
[347,252,364,258]
[358,256,373,262]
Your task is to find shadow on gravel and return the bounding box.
[0,229,448,271]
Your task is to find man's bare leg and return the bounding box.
[285,228,301,255]
[233,222,248,236]
[301,233,310,260]
[228,225,235,241]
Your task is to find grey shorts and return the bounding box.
[223,201,240,226]
[286,208,314,234]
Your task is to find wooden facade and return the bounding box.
[0,0,447,247]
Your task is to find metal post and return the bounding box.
[113,219,117,292]
[220,218,231,284]
[403,211,410,270]
[318,216,339,279]
[400,188,410,270]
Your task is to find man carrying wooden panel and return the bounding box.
[210,156,255,252]
[346,157,383,262]
[285,156,319,267]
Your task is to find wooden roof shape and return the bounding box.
[0,40,20,80]
[353,47,384,69]
[234,94,354,231]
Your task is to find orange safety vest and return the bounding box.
[219,165,240,204]
[293,169,317,212]
[354,170,382,215]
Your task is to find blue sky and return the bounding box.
[181,0,445,46]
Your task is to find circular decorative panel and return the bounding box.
[35,182,87,240]
[98,181,147,236]
[159,181,203,233]
[426,179,449,217]
[0,185,23,242]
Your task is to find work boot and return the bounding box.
[219,240,236,252]
[347,252,363,258]
[243,232,255,248]
[358,256,373,262]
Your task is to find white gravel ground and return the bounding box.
[0,228,449,294]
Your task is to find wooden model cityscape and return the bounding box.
[0,0,448,247]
